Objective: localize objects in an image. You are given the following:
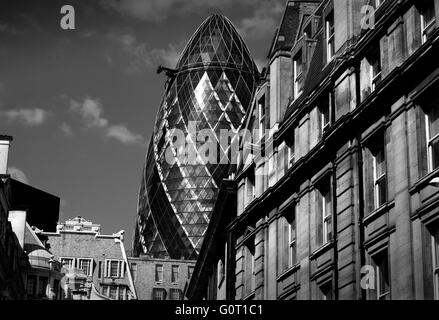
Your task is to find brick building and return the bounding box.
[187,0,439,300]
[41,217,137,300]
[128,255,195,300]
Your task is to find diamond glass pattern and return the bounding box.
[134,14,258,259]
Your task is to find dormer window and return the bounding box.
[293,50,304,99]
[326,11,335,62]
[420,0,436,44]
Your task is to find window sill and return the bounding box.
[277,263,300,282]
[310,240,334,260]
[363,200,395,225]
[409,168,439,195]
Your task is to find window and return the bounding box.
[38,277,48,298]
[318,281,333,300]
[372,250,391,300]
[280,205,297,273]
[372,139,387,209]
[155,264,163,282]
[98,261,102,279]
[289,209,297,268]
[317,178,332,246]
[326,11,335,62]
[27,275,37,298]
[268,153,277,187]
[105,259,124,278]
[171,265,179,283]
[432,229,439,299]
[320,93,332,134]
[258,96,265,139]
[420,0,436,43]
[170,288,182,300]
[293,51,303,98]
[130,263,137,282]
[118,287,126,300]
[188,265,194,279]
[153,288,166,300]
[218,259,225,285]
[286,134,295,168]
[109,286,117,300]
[78,258,93,276]
[244,239,256,297]
[426,106,439,172]
[369,47,381,92]
[244,171,255,207]
[60,257,75,269]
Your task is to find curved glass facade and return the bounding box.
[134,14,258,259]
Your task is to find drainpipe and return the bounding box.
[115,234,138,300]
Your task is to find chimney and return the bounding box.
[0,135,13,175]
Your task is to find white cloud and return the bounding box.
[60,122,73,136]
[105,31,183,73]
[0,108,49,126]
[107,124,144,145]
[7,167,29,184]
[237,1,284,40]
[69,97,145,146]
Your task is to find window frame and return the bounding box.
[293,50,304,99]
[77,258,93,276]
[326,11,335,62]
[373,249,391,300]
[288,207,297,268]
[171,265,179,283]
[372,144,387,209]
[432,229,439,300]
[60,257,75,269]
[425,112,439,173]
[105,259,125,279]
[155,264,164,283]
[258,96,265,140]
[420,1,436,44]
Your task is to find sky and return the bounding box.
[0,0,285,248]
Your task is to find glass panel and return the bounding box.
[429,106,439,139]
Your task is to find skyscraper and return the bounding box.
[134,14,259,259]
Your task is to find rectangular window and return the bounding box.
[244,240,256,297]
[287,134,295,168]
[38,277,48,298]
[105,259,124,278]
[130,263,137,282]
[268,153,277,187]
[289,208,297,268]
[258,96,265,139]
[245,171,255,207]
[326,11,335,62]
[26,275,37,298]
[373,250,391,300]
[98,261,102,279]
[317,178,332,246]
[153,288,166,300]
[372,139,387,209]
[318,281,333,300]
[78,258,93,276]
[188,265,194,279]
[118,287,126,300]
[170,288,182,300]
[420,0,436,43]
[369,47,382,92]
[155,264,163,282]
[60,257,75,269]
[432,229,439,300]
[426,106,439,172]
[109,286,117,300]
[171,265,179,283]
[293,50,304,98]
[320,93,332,134]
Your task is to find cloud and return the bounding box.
[69,97,145,146]
[105,31,183,73]
[60,123,73,136]
[7,167,29,184]
[0,108,49,126]
[107,124,144,145]
[237,1,285,40]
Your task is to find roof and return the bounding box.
[176,14,258,75]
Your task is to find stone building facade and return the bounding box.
[41,217,137,300]
[128,255,195,300]
[187,0,439,300]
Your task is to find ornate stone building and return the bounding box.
[187,0,439,300]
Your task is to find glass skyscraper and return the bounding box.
[134,14,258,259]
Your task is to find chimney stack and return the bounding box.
[0,135,13,175]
